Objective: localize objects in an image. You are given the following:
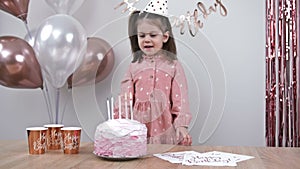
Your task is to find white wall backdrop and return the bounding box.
[0,0,265,146]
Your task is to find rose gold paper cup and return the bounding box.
[61,127,81,154]
[26,127,47,155]
[44,124,64,150]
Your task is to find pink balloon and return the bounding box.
[68,37,114,88]
[0,0,30,23]
[0,36,43,89]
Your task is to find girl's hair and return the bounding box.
[128,10,177,63]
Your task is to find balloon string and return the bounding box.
[23,21,32,40]
[41,87,52,123]
[55,88,60,124]
[60,88,71,124]
[44,80,54,123]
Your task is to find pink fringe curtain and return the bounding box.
[265,0,299,147]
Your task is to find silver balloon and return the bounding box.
[24,29,37,47]
[34,14,87,88]
[45,0,85,15]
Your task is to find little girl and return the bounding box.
[115,9,192,145]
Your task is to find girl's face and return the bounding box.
[137,19,169,56]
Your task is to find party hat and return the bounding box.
[143,0,168,16]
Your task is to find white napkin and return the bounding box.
[182,151,237,166]
[154,150,254,166]
[153,151,198,164]
[205,151,255,163]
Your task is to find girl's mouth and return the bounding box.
[144,45,153,48]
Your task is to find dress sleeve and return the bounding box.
[171,61,192,129]
[113,64,134,119]
[120,64,134,94]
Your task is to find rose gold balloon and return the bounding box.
[0,0,30,23]
[0,36,43,89]
[68,37,114,88]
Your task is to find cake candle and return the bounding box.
[118,95,121,119]
[106,98,111,120]
[129,92,133,120]
[111,96,114,120]
[125,93,128,119]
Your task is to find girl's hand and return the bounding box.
[176,126,192,146]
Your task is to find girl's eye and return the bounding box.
[138,34,145,38]
[138,33,159,38]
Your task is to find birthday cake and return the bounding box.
[93,119,147,158]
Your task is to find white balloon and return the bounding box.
[34,14,87,88]
[45,0,85,15]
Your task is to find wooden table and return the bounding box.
[0,140,299,169]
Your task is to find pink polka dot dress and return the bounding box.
[116,54,192,144]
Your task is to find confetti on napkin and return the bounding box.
[153,151,198,164]
[205,151,255,163]
[154,150,254,166]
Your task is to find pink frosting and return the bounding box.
[94,119,147,157]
